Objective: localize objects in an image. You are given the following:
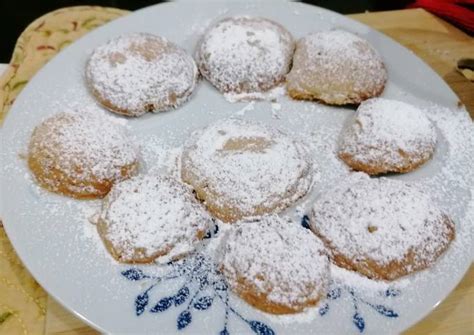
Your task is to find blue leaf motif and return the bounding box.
[204,224,219,239]
[327,287,341,300]
[319,303,329,316]
[353,313,365,333]
[194,254,206,268]
[203,229,212,239]
[301,215,310,229]
[135,292,149,316]
[373,305,398,317]
[214,279,228,291]
[248,321,275,335]
[199,276,209,289]
[122,268,146,281]
[385,288,401,297]
[150,297,172,313]
[194,296,213,310]
[177,310,192,330]
[121,254,277,334]
[174,286,190,306]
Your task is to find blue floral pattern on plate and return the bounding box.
[121,219,400,334]
[318,286,399,333]
[122,253,275,335]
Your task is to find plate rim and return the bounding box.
[0,1,471,333]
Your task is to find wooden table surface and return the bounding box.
[3,7,474,335]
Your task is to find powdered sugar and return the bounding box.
[28,110,139,195]
[414,104,474,224]
[135,135,182,177]
[311,175,454,269]
[234,101,255,116]
[222,215,329,310]
[224,85,287,103]
[181,118,315,222]
[339,98,436,173]
[329,263,410,300]
[86,33,198,116]
[197,16,294,94]
[97,175,212,263]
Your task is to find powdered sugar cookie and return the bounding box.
[221,215,329,314]
[310,177,455,280]
[97,175,212,264]
[86,33,198,116]
[28,111,139,199]
[338,98,437,175]
[181,119,314,223]
[196,16,294,95]
[287,30,387,105]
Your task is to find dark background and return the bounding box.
[0,0,410,63]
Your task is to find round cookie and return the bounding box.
[287,30,387,105]
[86,33,198,116]
[196,16,294,94]
[310,176,455,281]
[221,215,329,314]
[28,111,139,199]
[181,119,314,223]
[338,98,437,175]
[97,175,212,264]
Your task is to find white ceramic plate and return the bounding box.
[1,2,473,334]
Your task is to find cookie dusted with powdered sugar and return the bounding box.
[28,111,139,199]
[221,215,329,314]
[181,119,314,223]
[86,33,198,116]
[338,98,437,175]
[97,175,212,264]
[196,16,294,95]
[287,30,386,105]
[310,176,455,281]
